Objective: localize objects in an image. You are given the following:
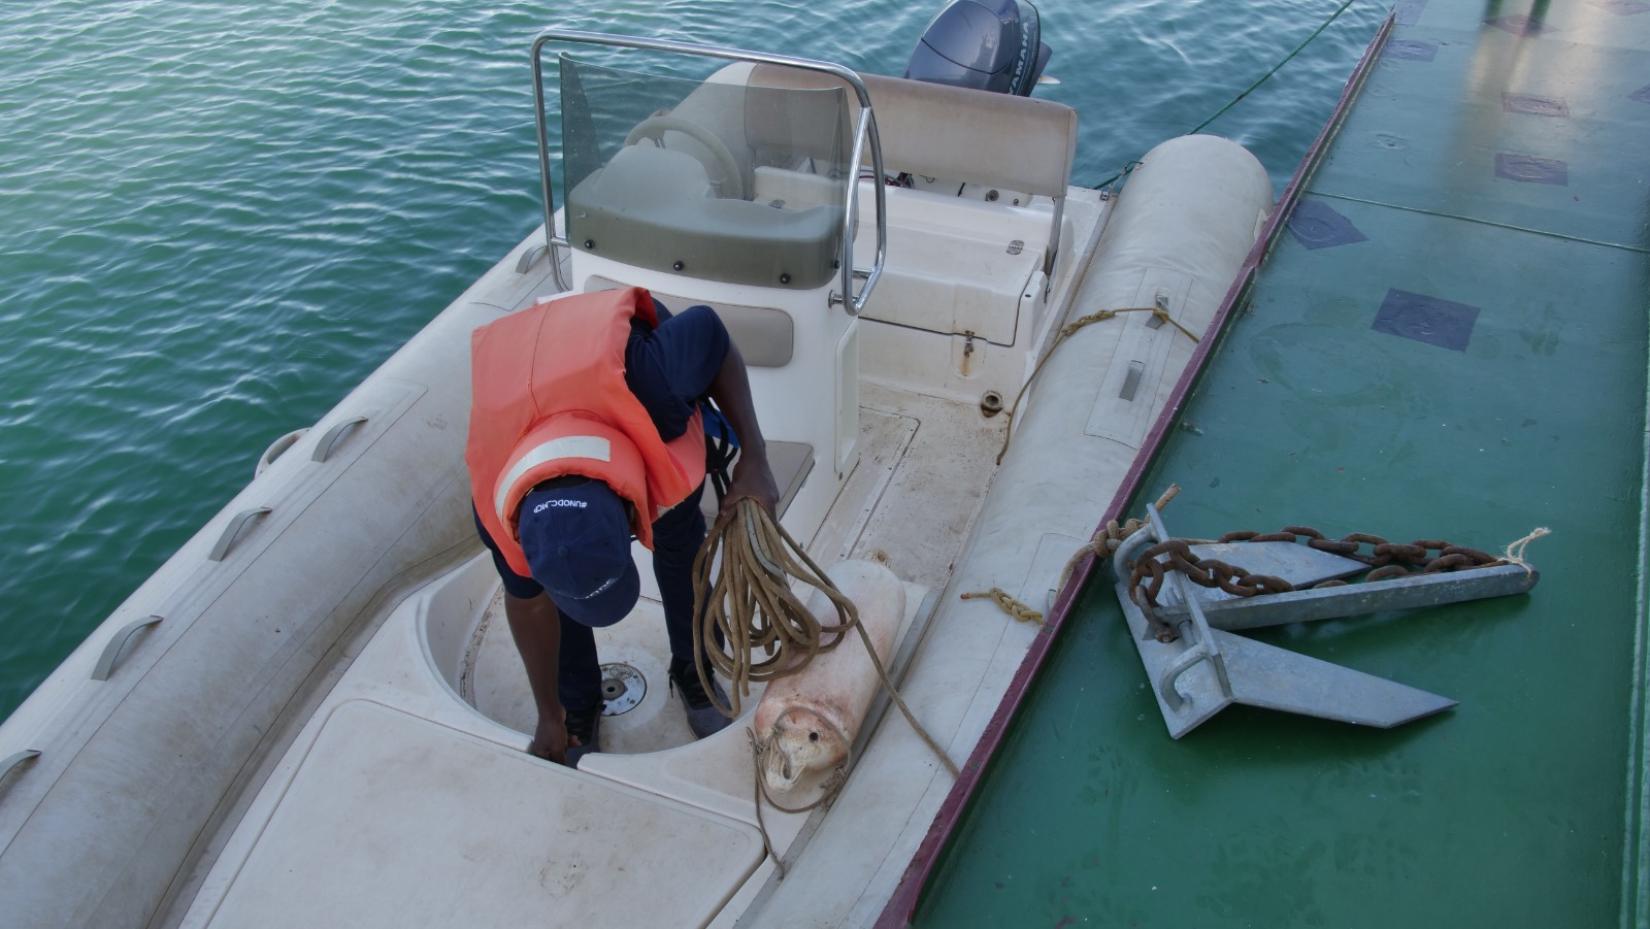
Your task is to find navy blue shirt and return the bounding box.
[476,298,731,598]
[622,301,732,442]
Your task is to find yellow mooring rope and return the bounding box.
[996,306,1199,465]
[691,498,960,876]
[959,588,1043,624]
[960,485,1182,625]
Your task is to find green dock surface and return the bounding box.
[913,2,1650,926]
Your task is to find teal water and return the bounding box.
[0,0,1385,720]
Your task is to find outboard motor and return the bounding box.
[905,0,1052,96]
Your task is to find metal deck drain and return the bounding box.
[598,663,646,716]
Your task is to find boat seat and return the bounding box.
[698,439,813,523]
[745,66,1077,202]
[585,275,794,368]
[856,223,1041,344]
[592,214,1037,347]
[745,67,1075,343]
[566,144,843,290]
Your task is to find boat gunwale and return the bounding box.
[1620,286,1650,927]
[872,10,1400,926]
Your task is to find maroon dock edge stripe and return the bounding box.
[873,13,1397,927]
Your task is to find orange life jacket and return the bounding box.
[466,287,707,578]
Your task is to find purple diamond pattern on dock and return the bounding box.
[1495,153,1568,185]
[1286,199,1367,250]
[1385,39,1439,61]
[1372,289,1480,352]
[1502,93,1569,117]
[1485,15,1553,35]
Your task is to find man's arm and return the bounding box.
[707,340,779,516]
[503,591,571,763]
[474,508,573,763]
[630,303,778,516]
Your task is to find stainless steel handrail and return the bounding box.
[529,29,888,312]
[831,107,878,315]
[1044,195,1064,277]
[529,37,574,293]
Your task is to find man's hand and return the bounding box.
[706,340,778,519]
[504,592,572,764]
[527,705,574,765]
[723,449,779,518]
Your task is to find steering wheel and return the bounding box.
[623,114,747,201]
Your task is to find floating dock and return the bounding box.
[883,1,1650,924]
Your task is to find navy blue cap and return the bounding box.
[518,478,639,627]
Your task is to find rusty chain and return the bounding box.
[1127,526,1504,642]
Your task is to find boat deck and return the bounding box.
[895,1,1650,925]
[464,382,1003,755]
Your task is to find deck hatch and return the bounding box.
[203,700,762,929]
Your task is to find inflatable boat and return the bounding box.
[0,12,1274,928]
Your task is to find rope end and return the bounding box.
[961,588,1044,625]
[1502,526,1551,567]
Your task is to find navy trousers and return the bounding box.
[559,484,705,712]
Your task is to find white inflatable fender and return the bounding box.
[753,560,905,793]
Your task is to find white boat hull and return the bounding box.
[0,76,1269,925]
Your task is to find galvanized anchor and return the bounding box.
[1111,504,1540,739]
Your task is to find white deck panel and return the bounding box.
[200,700,762,929]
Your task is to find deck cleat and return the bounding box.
[1112,504,1540,739]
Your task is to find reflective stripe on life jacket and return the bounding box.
[465,287,707,579]
[492,432,613,518]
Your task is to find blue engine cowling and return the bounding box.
[904,0,1052,97]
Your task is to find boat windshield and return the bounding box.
[560,55,853,291]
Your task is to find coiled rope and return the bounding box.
[691,498,960,874]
